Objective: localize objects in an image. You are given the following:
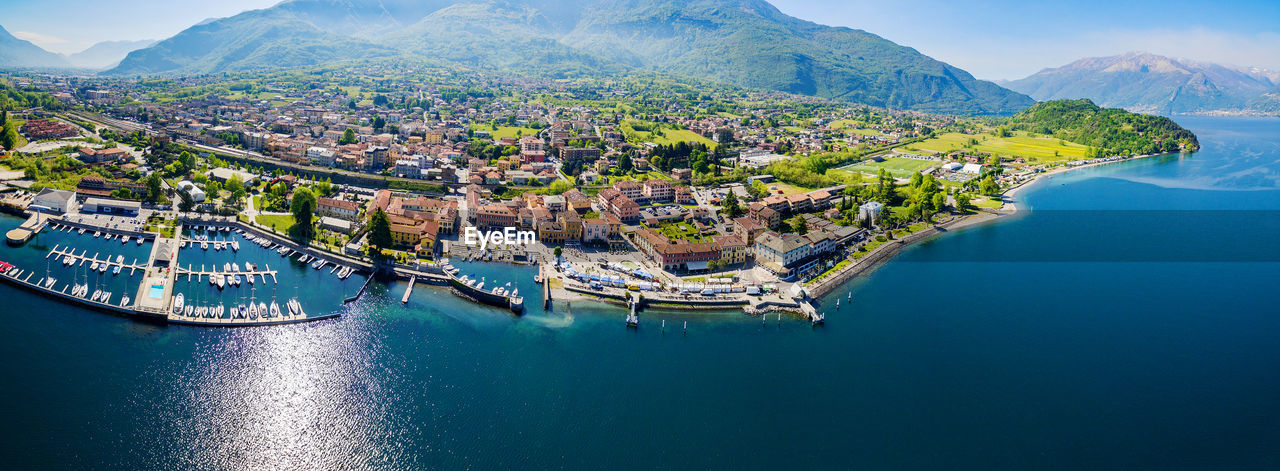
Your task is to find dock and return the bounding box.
[175,264,278,284]
[402,276,415,303]
[46,246,146,274]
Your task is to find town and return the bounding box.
[0,66,1185,320]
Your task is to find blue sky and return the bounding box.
[2,0,1278,79]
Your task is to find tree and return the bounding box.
[617,153,633,173]
[0,122,20,151]
[177,189,195,212]
[225,174,246,205]
[368,208,393,251]
[144,173,164,203]
[788,215,808,235]
[338,128,357,145]
[979,176,998,196]
[291,187,317,239]
[554,246,563,258]
[205,181,221,201]
[955,193,972,212]
[372,116,386,131]
[722,189,742,218]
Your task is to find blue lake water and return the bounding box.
[0,116,1277,469]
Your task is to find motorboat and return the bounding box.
[232,274,241,286]
[201,241,209,250]
[98,263,107,273]
[217,275,226,289]
[172,293,185,314]
[90,262,99,271]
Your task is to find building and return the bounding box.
[76,176,146,199]
[858,201,885,221]
[713,235,748,266]
[633,227,721,272]
[81,198,141,216]
[474,204,517,230]
[317,197,360,220]
[77,147,130,164]
[31,188,76,214]
[307,147,336,166]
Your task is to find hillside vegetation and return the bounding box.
[1007,99,1199,156]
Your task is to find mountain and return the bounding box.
[66,40,157,69]
[108,0,1034,115]
[1002,52,1280,114]
[0,25,69,68]
[1007,99,1199,155]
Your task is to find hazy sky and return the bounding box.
[3,0,1279,79]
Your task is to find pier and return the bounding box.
[47,245,146,275]
[6,212,48,245]
[402,276,415,303]
[174,264,279,284]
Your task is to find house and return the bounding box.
[961,163,983,174]
[317,197,361,220]
[713,235,748,266]
[858,201,885,221]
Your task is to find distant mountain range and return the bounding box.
[95,0,1034,115]
[0,26,153,70]
[66,39,157,69]
[1002,52,1280,115]
[0,25,68,68]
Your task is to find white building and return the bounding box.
[31,188,76,214]
[961,163,983,174]
[858,201,884,221]
[307,147,336,167]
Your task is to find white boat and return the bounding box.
[248,303,259,320]
[172,293,185,314]
[91,289,101,302]
[201,241,209,250]
[258,302,268,319]
[232,263,239,272]
[231,241,240,251]
[98,263,107,273]
[184,305,193,317]
[232,274,241,286]
[217,275,226,289]
[94,231,100,238]
[120,296,130,307]
[113,265,121,275]
[247,274,254,285]
[122,236,129,244]
[90,262,99,271]
[137,237,143,246]
[116,255,123,264]
[287,298,298,316]
[223,262,231,272]
[44,277,56,288]
[237,304,247,319]
[270,302,281,318]
[78,228,85,235]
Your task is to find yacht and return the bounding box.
[122,236,129,244]
[120,296,130,307]
[172,293,185,314]
[232,274,241,286]
[137,237,143,246]
[201,241,209,250]
[217,275,226,289]
[270,302,281,318]
[90,261,99,271]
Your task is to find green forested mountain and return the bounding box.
[1007,99,1199,156]
[104,0,1034,115]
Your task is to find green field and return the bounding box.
[834,157,937,179]
[470,125,541,140]
[621,121,716,148]
[828,119,882,136]
[255,213,295,231]
[905,131,1089,163]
